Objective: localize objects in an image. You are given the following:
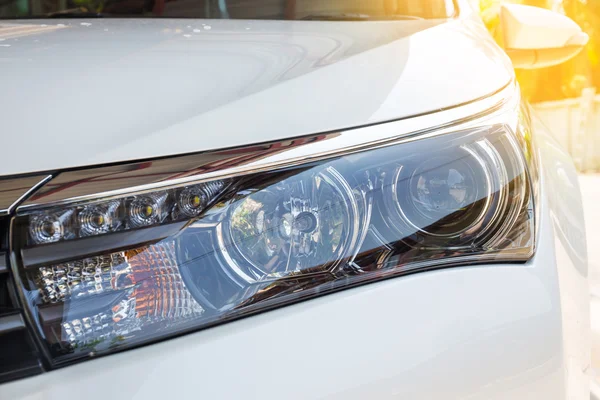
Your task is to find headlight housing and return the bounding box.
[11,120,536,365]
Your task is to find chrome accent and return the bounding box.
[21,220,189,268]
[18,82,518,212]
[0,175,52,215]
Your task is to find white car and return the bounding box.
[0,1,592,399]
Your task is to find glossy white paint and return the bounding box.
[531,110,590,399]
[0,14,512,176]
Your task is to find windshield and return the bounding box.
[0,0,456,20]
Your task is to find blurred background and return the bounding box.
[480,0,598,103]
[478,0,600,172]
[481,0,600,387]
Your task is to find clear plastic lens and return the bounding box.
[382,140,500,241]
[78,201,120,236]
[222,166,360,283]
[42,244,203,349]
[26,181,227,245]
[178,187,207,218]
[128,193,168,228]
[38,253,130,303]
[29,210,74,244]
[407,154,486,231]
[177,181,226,218]
[17,124,535,364]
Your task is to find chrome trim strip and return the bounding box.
[0,175,52,215]
[21,221,189,268]
[18,82,518,212]
[7,175,53,214]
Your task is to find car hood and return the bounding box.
[0,17,512,176]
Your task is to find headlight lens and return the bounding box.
[393,151,491,236]
[223,166,362,284]
[13,124,535,365]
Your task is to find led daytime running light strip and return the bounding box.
[27,181,228,245]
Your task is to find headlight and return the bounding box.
[12,122,535,365]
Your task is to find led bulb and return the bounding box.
[128,193,168,228]
[78,201,120,236]
[178,187,208,218]
[177,181,227,218]
[29,210,74,244]
[26,180,228,245]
